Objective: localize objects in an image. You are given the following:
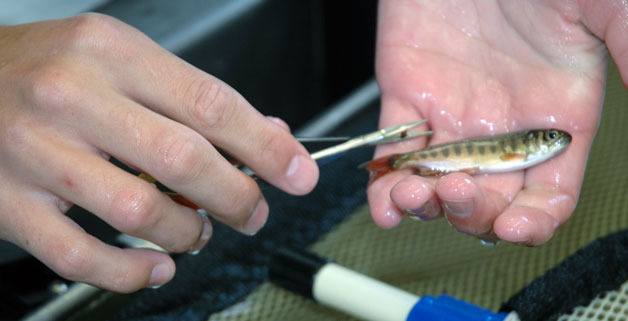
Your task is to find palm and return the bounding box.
[369,0,607,245]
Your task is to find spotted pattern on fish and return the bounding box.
[509,137,518,151]
[453,144,462,156]
[364,129,572,180]
[465,143,473,155]
[537,130,544,143]
[500,139,508,152]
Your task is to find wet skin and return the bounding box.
[369,0,628,245]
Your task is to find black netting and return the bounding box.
[111,125,377,321]
[501,229,628,321]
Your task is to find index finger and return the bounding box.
[107,32,318,195]
[367,97,430,228]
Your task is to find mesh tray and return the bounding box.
[559,281,628,321]
[207,63,628,321]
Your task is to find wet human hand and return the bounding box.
[0,14,318,292]
[369,0,627,245]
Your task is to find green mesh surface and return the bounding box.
[209,63,628,321]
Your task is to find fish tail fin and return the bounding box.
[166,192,201,210]
[359,155,395,181]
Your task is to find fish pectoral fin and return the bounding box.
[462,167,480,176]
[416,167,447,177]
[500,152,526,161]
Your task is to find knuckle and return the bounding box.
[185,78,236,131]
[54,240,92,281]
[0,117,35,155]
[28,66,80,113]
[63,13,125,49]
[110,187,161,234]
[223,178,261,225]
[71,13,122,29]
[120,108,144,148]
[152,131,206,185]
[256,131,287,165]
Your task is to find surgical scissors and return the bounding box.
[139,119,431,208]
[305,119,431,160]
[235,119,431,176]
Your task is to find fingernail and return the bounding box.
[285,154,317,194]
[241,197,269,235]
[443,200,474,218]
[406,199,441,221]
[188,209,212,255]
[148,263,174,289]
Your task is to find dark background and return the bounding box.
[0,0,379,320]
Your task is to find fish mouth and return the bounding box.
[560,136,571,146]
[561,131,572,145]
[554,132,572,150]
[563,131,572,142]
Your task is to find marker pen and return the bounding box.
[269,247,520,321]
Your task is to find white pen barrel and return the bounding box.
[313,263,419,321]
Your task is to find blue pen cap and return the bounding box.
[407,295,510,321]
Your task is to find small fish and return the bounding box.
[363,129,571,180]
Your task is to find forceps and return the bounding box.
[142,119,431,178]
[303,119,431,161]
[236,119,431,176]
[140,119,431,207]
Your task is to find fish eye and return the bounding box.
[547,130,558,140]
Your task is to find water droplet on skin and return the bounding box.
[551,171,561,187]
[547,194,574,218]
[434,108,464,134]
[408,181,430,200]
[404,41,421,49]
[460,27,474,38]
[419,92,433,101]
[479,118,497,133]
[443,176,475,198]
[458,179,474,195]
[507,215,531,240]
[383,208,402,226]
[548,194,569,206]
[568,121,580,131]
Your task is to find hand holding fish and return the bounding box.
[370,0,627,245]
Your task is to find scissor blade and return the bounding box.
[308,119,431,160]
[309,141,359,160]
[296,137,351,143]
[375,119,430,144]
